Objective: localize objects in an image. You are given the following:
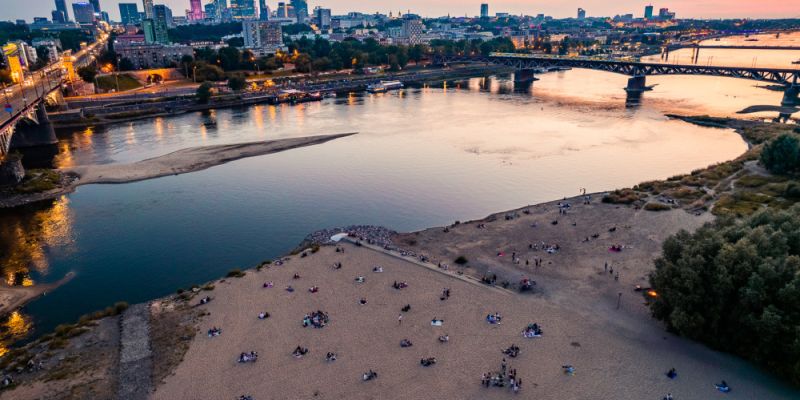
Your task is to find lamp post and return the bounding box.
[193,65,197,83]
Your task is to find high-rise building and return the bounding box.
[51,10,66,23]
[213,0,228,21]
[314,7,331,29]
[54,0,69,22]
[401,15,424,44]
[644,4,654,19]
[188,0,204,21]
[577,8,586,19]
[119,3,140,25]
[242,20,283,51]
[72,2,95,24]
[100,11,109,22]
[290,0,308,23]
[230,0,256,20]
[658,8,675,20]
[258,0,269,20]
[142,0,154,18]
[276,2,287,18]
[204,3,216,19]
[89,0,101,12]
[480,3,489,18]
[151,5,170,44]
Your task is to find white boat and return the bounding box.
[367,80,404,93]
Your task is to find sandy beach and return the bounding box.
[0,272,74,318]
[148,199,797,400]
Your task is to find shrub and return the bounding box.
[196,82,213,104]
[602,189,643,204]
[760,134,800,175]
[454,256,468,265]
[226,268,246,278]
[643,202,671,211]
[785,182,800,199]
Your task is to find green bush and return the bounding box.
[226,268,245,278]
[643,202,671,211]
[649,205,800,385]
[760,134,800,175]
[196,82,213,104]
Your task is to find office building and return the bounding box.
[314,7,331,29]
[401,15,424,44]
[89,0,101,12]
[658,8,675,20]
[290,0,308,23]
[204,3,217,20]
[152,5,171,44]
[258,0,269,20]
[52,10,67,23]
[230,0,256,20]
[32,38,60,62]
[119,3,140,25]
[480,3,488,18]
[100,11,109,22]
[55,0,69,22]
[72,2,96,24]
[142,0,154,18]
[644,4,654,19]
[188,0,204,21]
[577,8,586,19]
[242,20,283,55]
[213,0,228,21]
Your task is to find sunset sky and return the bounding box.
[6,0,799,22]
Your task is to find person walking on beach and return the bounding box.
[398,314,403,325]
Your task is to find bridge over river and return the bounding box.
[437,53,800,108]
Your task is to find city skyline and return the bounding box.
[5,0,799,23]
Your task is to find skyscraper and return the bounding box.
[276,2,287,18]
[480,3,489,18]
[214,0,228,21]
[72,2,95,24]
[259,0,269,20]
[577,8,586,19]
[89,0,101,12]
[188,0,204,21]
[644,4,654,19]
[230,0,256,20]
[51,10,67,23]
[290,0,308,23]
[119,3,140,25]
[143,0,154,19]
[55,0,69,22]
[152,4,170,44]
[314,7,331,29]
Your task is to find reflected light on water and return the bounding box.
[0,311,33,357]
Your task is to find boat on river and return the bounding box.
[367,81,404,93]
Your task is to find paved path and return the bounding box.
[117,302,152,400]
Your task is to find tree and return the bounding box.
[293,53,313,73]
[77,65,98,84]
[196,82,213,103]
[227,76,246,91]
[408,44,425,64]
[193,62,226,82]
[0,69,11,85]
[35,46,50,65]
[760,134,800,175]
[649,205,800,385]
[217,46,242,70]
[118,57,135,71]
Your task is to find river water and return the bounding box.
[1,39,798,351]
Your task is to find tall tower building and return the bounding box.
[188,0,204,21]
[644,4,654,19]
[230,0,256,20]
[72,2,96,24]
[259,0,269,20]
[290,0,308,23]
[577,8,586,19]
[89,0,101,12]
[54,0,69,22]
[480,3,489,18]
[142,0,154,18]
[152,4,171,44]
[119,3,140,24]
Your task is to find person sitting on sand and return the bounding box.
[293,273,301,279]
[431,318,444,326]
[362,370,378,381]
[332,262,342,269]
[666,368,677,379]
[562,365,575,375]
[715,380,730,392]
[420,357,437,367]
[400,339,413,348]
[292,346,309,358]
[359,297,367,305]
[309,286,319,293]
[401,304,411,312]
[326,352,337,362]
[355,276,365,283]
[200,296,212,305]
[258,312,269,320]
[207,327,222,337]
[372,266,383,273]
[438,335,449,343]
[263,281,273,288]
[285,285,295,292]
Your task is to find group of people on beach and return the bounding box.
[481,358,523,393]
[302,310,329,328]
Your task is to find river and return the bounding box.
[1,43,797,352]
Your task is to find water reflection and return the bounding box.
[0,311,33,357]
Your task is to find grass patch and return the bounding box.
[95,73,142,92]
[226,268,246,278]
[15,169,61,194]
[602,189,645,205]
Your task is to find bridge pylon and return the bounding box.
[781,84,800,107]
[10,104,58,150]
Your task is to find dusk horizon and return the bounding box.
[6,0,800,22]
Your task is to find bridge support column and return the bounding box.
[9,104,59,168]
[514,69,538,84]
[781,84,799,107]
[625,75,650,106]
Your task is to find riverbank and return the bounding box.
[0,133,356,209]
[0,272,74,318]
